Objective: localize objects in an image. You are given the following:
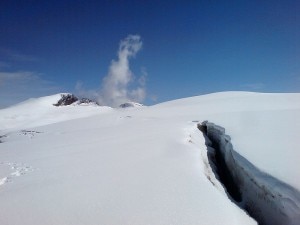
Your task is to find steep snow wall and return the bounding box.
[199,121,300,225]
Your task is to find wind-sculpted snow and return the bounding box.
[199,121,300,225]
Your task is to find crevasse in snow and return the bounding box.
[199,121,300,225]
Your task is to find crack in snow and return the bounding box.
[198,121,300,225]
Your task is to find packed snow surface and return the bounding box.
[0,91,299,225]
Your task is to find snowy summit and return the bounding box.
[53,93,99,107]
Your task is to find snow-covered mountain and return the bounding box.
[0,93,111,130]
[0,92,299,225]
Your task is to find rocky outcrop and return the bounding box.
[53,94,78,106]
[77,98,99,106]
[119,102,143,108]
[53,94,99,106]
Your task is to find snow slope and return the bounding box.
[0,93,112,130]
[0,92,299,225]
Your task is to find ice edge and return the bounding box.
[198,121,300,225]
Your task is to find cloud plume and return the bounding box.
[97,35,146,107]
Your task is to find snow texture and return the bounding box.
[0,91,299,225]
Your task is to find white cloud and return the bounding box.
[97,34,146,107]
[0,71,39,86]
[0,48,57,108]
[0,48,39,62]
[0,71,59,108]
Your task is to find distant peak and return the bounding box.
[119,102,144,108]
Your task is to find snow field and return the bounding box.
[0,91,299,224]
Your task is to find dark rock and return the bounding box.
[53,94,78,106]
[119,102,143,108]
[79,98,93,104]
[78,98,99,105]
[0,134,7,143]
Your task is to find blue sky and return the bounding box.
[0,0,299,107]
